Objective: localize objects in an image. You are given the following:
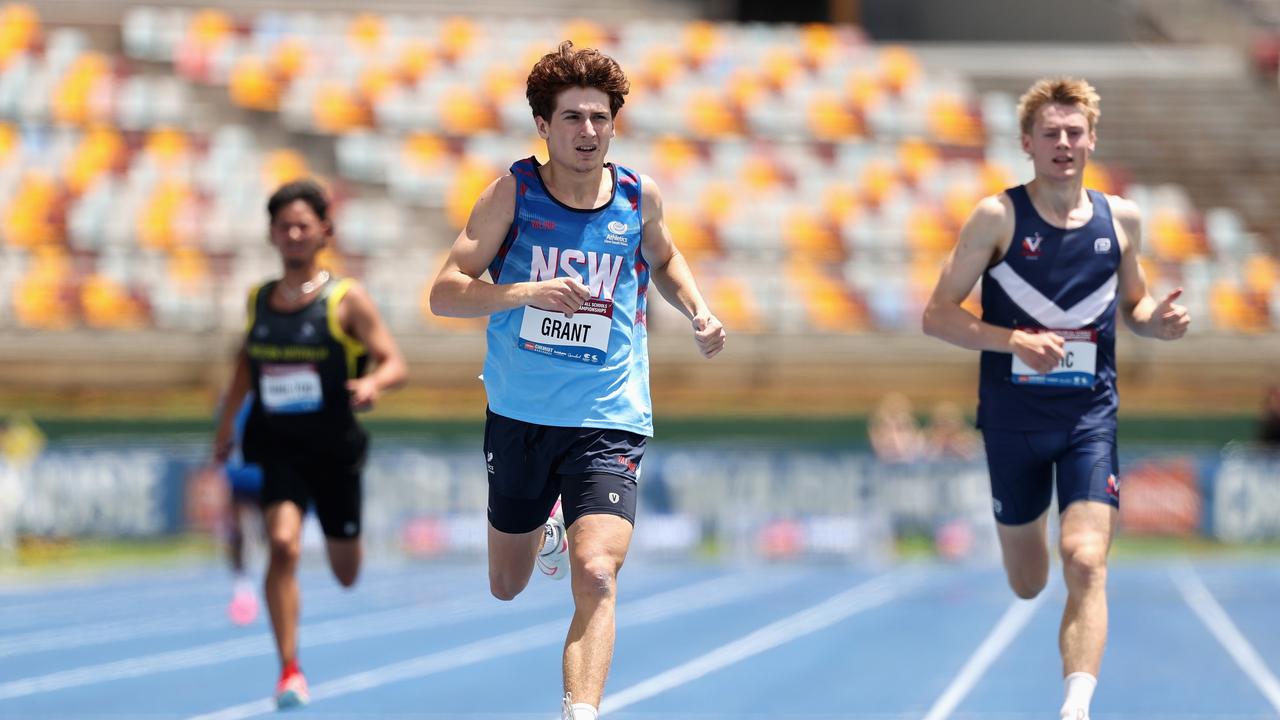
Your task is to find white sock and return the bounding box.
[562,694,598,720]
[1060,672,1097,719]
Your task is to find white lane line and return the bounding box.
[0,586,557,701]
[921,592,1045,720]
[600,570,919,714]
[1173,566,1280,713]
[183,570,801,720]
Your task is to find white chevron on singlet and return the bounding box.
[988,262,1117,328]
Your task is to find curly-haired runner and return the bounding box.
[430,41,725,720]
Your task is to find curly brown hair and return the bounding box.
[526,40,630,121]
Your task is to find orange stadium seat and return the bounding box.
[64,126,124,195]
[445,158,499,230]
[347,13,385,53]
[80,273,144,329]
[51,53,111,126]
[261,148,311,189]
[897,137,940,187]
[685,89,742,138]
[437,17,479,64]
[229,55,282,111]
[136,180,196,251]
[0,3,40,68]
[707,276,762,333]
[313,82,371,132]
[789,261,866,332]
[439,85,498,136]
[807,89,862,140]
[396,39,435,84]
[3,173,60,248]
[878,45,920,95]
[13,246,74,329]
[271,37,310,82]
[782,205,842,262]
[682,21,722,69]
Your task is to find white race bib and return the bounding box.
[260,364,323,413]
[518,298,613,365]
[1011,328,1098,388]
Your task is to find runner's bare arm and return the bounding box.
[429,174,589,317]
[340,282,407,409]
[922,195,1065,373]
[640,174,725,359]
[213,344,251,462]
[1111,196,1190,340]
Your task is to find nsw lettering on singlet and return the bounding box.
[517,244,625,366]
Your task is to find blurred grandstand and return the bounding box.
[0,0,1277,417]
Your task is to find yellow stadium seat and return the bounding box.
[979,161,1015,196]
[727,68,766,111]
[262,149,311,189]
[635,45,684,92]
[229,55,280,111]
[0,3,40,69]
[1149,209,1203,262]
[1210,280,1268,332]
[651,135,700,179]
[698,180,737,226]
[438,17,479,63]
[1243,254,1279,295]
[907,204,951,256]
[759,45,802,92]
[845,69,884,113]
[2,173,59,248]
[397,39,435,83]
[136,181,195,251]
[313,82,371,132]
[822,182,860,226]
[188,9,233,50]
[789,261,866,332]
[683,21,722,68]
[858,159,897,207]
[686,89,742,138]
[664,206,716,262]
[65,125,124,194]
[167,246,209,288]
[878,45,920,95]
[446,159,499,230]
[808,90,861,140]
[404,133,450,169]
[144,127,189,165]
[271,37,309,82]
[357,63,397,106]
[783,206,841,262]
[942,184,979,229]
[14,275,74,329]
[927,94,983,147]
[81,274,144,329]
[741,154,783,195]
[347,13,385,53]
[0,122,15,160]
[709,277,762,333]
[562,19,606,52]
[897,137,940,186]
[439,85,498,136]
[800,23,839,70]
[52,53,110,125]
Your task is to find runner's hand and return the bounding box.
[528,277,590,317]
[348,377,380,411]
[692,313,726,359]
[1010,329,1064,374]
[1152,288,1190,340]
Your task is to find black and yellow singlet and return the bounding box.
[243,278,368,439]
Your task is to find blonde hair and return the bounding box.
[1017,77,1100,135]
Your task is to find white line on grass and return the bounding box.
[601,570,921,714]
[921,591,1045,720]
[1173,565,1280,713]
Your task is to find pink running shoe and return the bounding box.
[227,581,258,626]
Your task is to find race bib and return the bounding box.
[260,364,323,413]
[518,298,613,365]
[1011,328,1097,388]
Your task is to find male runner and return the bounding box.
[213,179,406,709]
[923,77,1190,720]
[429,41,725,720]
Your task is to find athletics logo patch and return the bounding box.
[1021,233,1043,258]
[608,492,620,504]
[1094,237,1111,254]
[1106,473,1120,498]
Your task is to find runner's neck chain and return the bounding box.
[278,270,330,302]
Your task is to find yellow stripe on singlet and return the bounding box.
[325,278,367,378]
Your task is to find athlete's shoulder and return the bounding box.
[1102,193,1141,224]
[968,192,1015,230]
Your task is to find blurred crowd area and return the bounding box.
[0,3,1277,339]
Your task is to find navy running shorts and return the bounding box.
[981,425,1119,525]
[484,408,644,534]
